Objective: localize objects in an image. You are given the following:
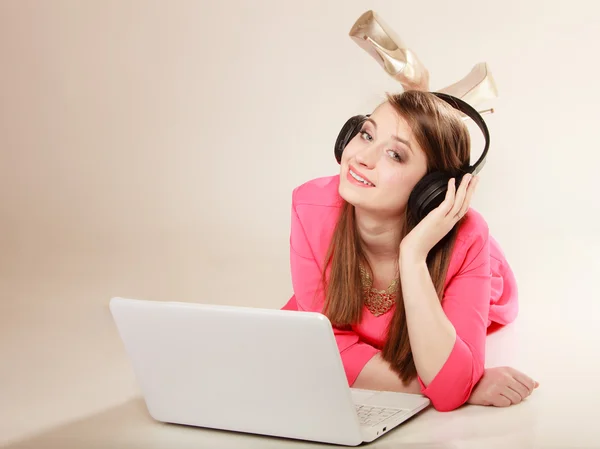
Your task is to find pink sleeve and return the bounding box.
[417,228,492,411]
[289,192,379,385]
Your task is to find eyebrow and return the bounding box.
[365,117,414,154]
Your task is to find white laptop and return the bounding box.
[109,297,430,446]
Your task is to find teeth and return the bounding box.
[350,170,374,186]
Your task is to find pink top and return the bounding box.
[281,175,519,411]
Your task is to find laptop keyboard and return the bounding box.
[355,404,409,427]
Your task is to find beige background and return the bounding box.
[1,0,599,446]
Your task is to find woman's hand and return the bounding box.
[400,174,478,261]
[468,366,540,407]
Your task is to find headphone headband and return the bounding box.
[430,92,490,176]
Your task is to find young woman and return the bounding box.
[282,90,538,412]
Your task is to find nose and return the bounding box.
[354,143,378,168]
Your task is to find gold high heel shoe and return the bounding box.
[349,10,430,91]
[349,10,499,112]
[437,62,498,108]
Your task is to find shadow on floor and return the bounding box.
[0,396,461,449]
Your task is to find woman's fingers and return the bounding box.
[438,174,478,220]
[507,377,531,400]
[500,387,522,405]
[457,176,478,218]
[508,368,538,394]
[449,174,473,219]
[492,394,512,407]
[439,178,456,214]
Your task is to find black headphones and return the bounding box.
[333,92,490,224]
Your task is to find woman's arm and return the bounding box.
[393,176,492,411]
[353,353,422,393]
[399,249,459,386]
[399,228,491,411]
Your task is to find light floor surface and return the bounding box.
[1,239,597,449]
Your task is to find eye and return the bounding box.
[359,130,373,141]
[386,149,403,162]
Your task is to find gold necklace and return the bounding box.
[359,264,399,317]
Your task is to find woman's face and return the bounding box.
[338,101,429,217]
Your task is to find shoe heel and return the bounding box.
[437,62,499,107]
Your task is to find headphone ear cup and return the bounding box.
[334,115,368,164]
[408,171,453,224]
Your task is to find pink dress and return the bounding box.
[281,175,519,411]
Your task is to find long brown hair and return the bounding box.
[322,90,471,384]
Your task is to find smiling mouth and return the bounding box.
[349,168,375,187]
